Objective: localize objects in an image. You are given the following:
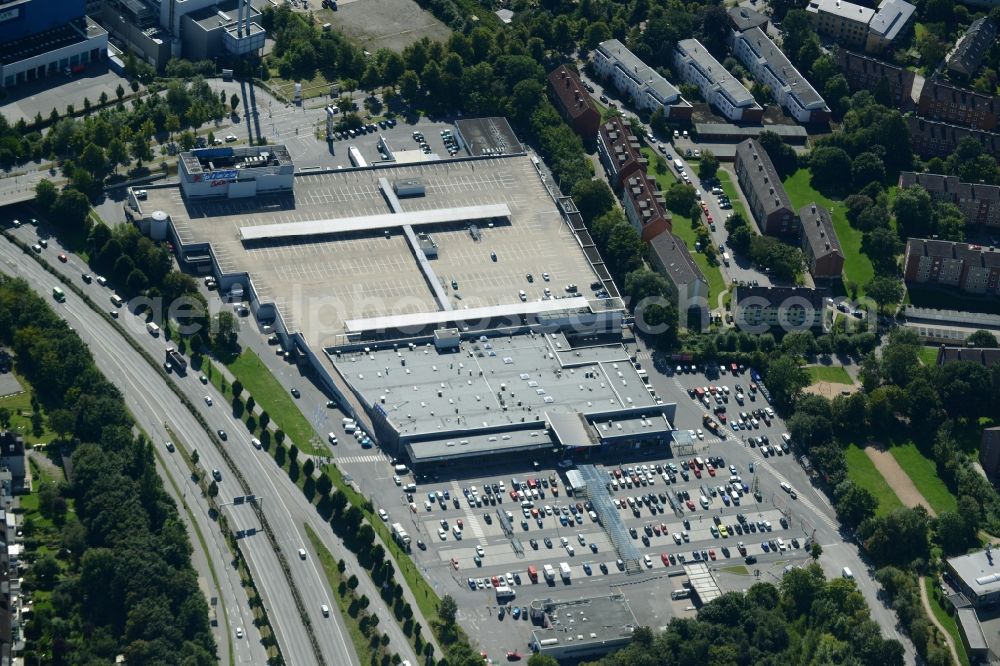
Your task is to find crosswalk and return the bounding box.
[335,454,384,464]
[451,481,487,545]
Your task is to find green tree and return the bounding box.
[809,146,852,193]
[116,83,125,101]
[438,595,458,625]
[0,408,9,429]
[230,93,240,113]
[966,330,999,347]
[765,356,809,409]
[571,179,615,223]
[851,152,885,188]
[664,183,697,214]
[208,480,219,497]
[893,186,934,238]
[398,70,420,106]
[865,276,903,312]
[862,226,903,274]
[698,150,719,181]
[34,179,58,211]
[834,480,879,526]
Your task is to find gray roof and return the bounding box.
[737,28,828,111]
[728,6,770,31]
[868,0,915,40]
[948,18,996,76]
[799,203,843,260]
[596,39,682,104]
[531,595,637,650]
[649,233,707,289]
[936,347,1000,366]
[956,609,988,652]
[806,0,875,23]
[948,549,1000,597]
[899,171,1000,205]
[695,122,808,139]
[331,331,665,440]
[675,39,757,109]
[735,138,795,218]
[733,285,829,310]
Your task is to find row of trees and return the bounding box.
[0,276,215,663]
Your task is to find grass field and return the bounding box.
[805,365,854,384]
[917,346,940,365]
[890,442,958,514]
[844,444,904,516]
[783,169,875,296]
[924,576,970,666]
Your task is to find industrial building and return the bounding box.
[592,40,693,120]
[331,328,674,466]
[127,123,629,452]
[730,27,830,124]
[0,0,107,88]
[674,39,763,123]
[529,595,638,661]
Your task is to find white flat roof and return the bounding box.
[344,296,590,332]
[239,203,512,241]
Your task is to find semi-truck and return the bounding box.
[165,347,187,375]
[559,562,572,581]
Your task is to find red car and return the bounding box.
[693,467,701,479]
[509,490,518,500]
[653,524,661,535]
[707,465,716,477]
[686,500,695,511]
[661,553,670,566]
[58,253,67,263]
[491,576,501,587]
[709,550,716,560]
[614,468,622,478]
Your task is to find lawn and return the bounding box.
[890,442,958,514]
[917,346,940,366]
[210,350,326,455]
[0,371,56,445]
[783,169,875,296]
[924,577,970,666]
[844,444,904,516]
[805,365,854,385]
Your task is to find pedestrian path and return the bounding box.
[746,450,840,532]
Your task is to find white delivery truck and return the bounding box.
[559,562,572,581]
[495,585,516,601]
[722,252,731,266]
[543,564,556,582]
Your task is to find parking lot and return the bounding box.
[327,117,461,166]
[345,363,831,657]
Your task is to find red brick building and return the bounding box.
[917,79,997,131]
[622,174,671,242]
[548,66,602,139]
[596,116,645,189]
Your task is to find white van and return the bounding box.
[146,321,160,336]
[393,464,408,475]
[110,294,124,307]
[780,482,792,493]
[699,495,709,509]
[842,567,854,579]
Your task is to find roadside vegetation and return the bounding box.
[0,275,215,663]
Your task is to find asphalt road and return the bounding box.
[2,227,358,666]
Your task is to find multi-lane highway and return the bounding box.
[0,229,362,666]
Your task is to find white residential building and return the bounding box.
[592,40,693,119]
[673,39,763,122]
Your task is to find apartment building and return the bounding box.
[649,233,709,330]
[732,285,830,333]
[592,40,693,119]
[947,17,996,78]
[622,174,672,242]
[898,172,1000,228]
[799,203,845,278]
[806,0,914,54]
[596,116,646,188]
[548,66,602,138]
[673,39,763,122]
[917,79,997,131]
[731,27,830,124]
[835,47,915,105]
[728,6,770,32]
[904,238,1000,295]
[734,139,797,235]
[865,0,916,53]
[906,116,1000,159]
